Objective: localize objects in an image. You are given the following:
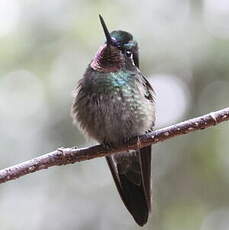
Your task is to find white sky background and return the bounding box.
[0,0,20,36]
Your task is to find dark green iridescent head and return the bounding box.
[110,30,135,50]
[96,15,139,69]
[110,30,139,67]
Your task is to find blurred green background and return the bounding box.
[0,0,229,229]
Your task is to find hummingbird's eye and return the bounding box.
[125,50,132,58]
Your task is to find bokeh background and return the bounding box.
[0,0,229,229]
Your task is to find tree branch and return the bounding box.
[0,107,229,184]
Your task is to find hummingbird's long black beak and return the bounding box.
[99,15,113,45]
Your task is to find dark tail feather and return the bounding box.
[106,146,151,226]
[139,145,152,210]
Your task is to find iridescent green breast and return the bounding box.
[74,67,155,144]
[93,70,150,119]
[93,70,135,94]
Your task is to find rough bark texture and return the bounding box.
[0,107,228,184]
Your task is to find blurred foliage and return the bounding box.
[0,0,229,229]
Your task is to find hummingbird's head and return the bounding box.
[90,15,139,73]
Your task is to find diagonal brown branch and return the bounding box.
[0,107,229,185]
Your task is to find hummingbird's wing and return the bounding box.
[106,146,151,226]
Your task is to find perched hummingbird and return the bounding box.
[71,15,155,226]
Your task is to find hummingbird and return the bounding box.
[71,15,155,226]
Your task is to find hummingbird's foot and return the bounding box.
[123,136,132,145]
[101,141,113,150]
[146,127,154,133]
